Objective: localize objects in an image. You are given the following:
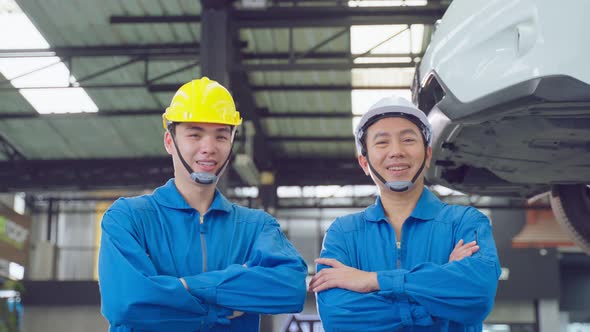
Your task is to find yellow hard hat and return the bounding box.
[162,77,242,129]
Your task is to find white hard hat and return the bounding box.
[354,95,432,155]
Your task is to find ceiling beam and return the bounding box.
[110,15,201,24]
[0,83,409,92]
[0,110,163,120]
[0,48,422,61]
[243,52,423,60]
[0,157,173,192]
[238,5,446,27]
[250,85,410,91]
[0,43,201,58]
[233,61,417,71]
[261,110,352,118]
[0,157,372,191]
[0,109,356,120]
[109,5,447,28]
[268,136,353,142]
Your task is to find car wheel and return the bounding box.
[550,184,590,254]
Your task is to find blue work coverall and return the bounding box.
[99,179,307,331]
[316,187,501,332]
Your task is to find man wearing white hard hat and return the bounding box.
[310,96,501,331]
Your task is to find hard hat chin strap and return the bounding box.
[167,123,234,185]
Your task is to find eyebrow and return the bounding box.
[399,128,419,136]
[185,126,205,132]
[371,132,391,141]
[370,128,418,141]
[185,125,231,133]
[216,127,232,133]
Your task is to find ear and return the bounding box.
[357,154,370,176]
[164,131,174,155]
[425,146,433,169]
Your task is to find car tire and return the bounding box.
[550,184,590,254]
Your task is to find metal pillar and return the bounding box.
[200,0,232,86]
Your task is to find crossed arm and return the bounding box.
[312,214,499,331]
[99,209,227,330]
[179,219,307,315]
[311,240,479,331]
[310,239,479,293]
[99,205,307,330]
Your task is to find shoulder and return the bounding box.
[107,193,159,215]
[102,194,159,229]
[327,210,366,234]
[119,194,157,210]
[439,204,490,226]
[231,204,276,225]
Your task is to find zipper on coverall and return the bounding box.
[200,214,207,272]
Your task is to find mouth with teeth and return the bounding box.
[386,164,411,176]
[196,160,217,172]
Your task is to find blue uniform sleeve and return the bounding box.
[316,221,434,331]
[183,216,307,314]
[377,208,501,324]
[99,201,231,331]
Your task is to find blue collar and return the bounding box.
[364,187,445,223]
[153,179,233,213]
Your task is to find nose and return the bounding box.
[198,135,217,155]
[386,141,405,159]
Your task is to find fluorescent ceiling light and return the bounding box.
[353,56,412,64]
[0,57,70,87]
[19,88,98,114]
[0,0,98,114]
[430,185,466,197]
[277,185,378,198]
[351,25,411,55]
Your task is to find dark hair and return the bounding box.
[167,122,235,136]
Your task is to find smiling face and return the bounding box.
[358,116,432,192]
[164,122,233,186]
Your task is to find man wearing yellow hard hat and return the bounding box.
[98,77,307,331]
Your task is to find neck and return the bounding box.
[379,182,424,225]
[174,177,216,215]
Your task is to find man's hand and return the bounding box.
[449,239,479,262]
[310,258,379,293]
[227,311,244,319]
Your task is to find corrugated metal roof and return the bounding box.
[0,89,35,113]
[18,0,201,45]
[244,26,352,157]
[242,25,352,157]
[255,90,351,112]
[1,0,441,189]
[263,117,352,136]
[0,115,165,159]
[241,27,348,53]
[0,0,201,163]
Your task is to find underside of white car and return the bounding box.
[414,70,590,253]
